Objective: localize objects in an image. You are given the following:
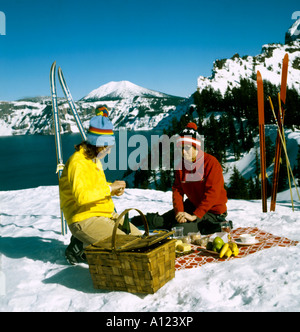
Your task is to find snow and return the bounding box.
[0,120,13,136]
[0,185,300,312]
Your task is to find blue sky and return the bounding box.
[0,0,299,100]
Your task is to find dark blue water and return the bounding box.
[0,131,161,191]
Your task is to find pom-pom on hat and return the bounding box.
[95,105,109,117]
[86,105,115,147]
[176,122,202,149]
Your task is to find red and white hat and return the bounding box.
[176,122,201,149]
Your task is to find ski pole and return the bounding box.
[269,96,300,204]
[277,93,294,211]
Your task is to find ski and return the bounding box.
[50,61,68,235]
[257,71,267,212]
[270,53,289,211]
[57,67,87,141]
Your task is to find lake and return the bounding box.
[0,130,163,191]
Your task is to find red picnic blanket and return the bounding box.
[175,227,299,271]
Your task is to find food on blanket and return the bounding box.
[229,242,239,256]
[224,248,233,258]
[218,242,238,258]
[213,243,223,252]
[195,236,209,247]
[206,242,213,250]
[212,237,224,252]
[181,236,191,243]
[219,243,229,258]
[188,232,201,243]
[175,240,183,247]
[176,243,191,252]
[213,237,225,247]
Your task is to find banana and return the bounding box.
[219,243,229,258]
[229,242,239,256]
[225,248,233,258]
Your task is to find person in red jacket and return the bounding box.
[168,122,229,235]
[132,122,229,235]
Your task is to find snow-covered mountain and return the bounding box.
[79,81,185,131]
[82,80,171,101]
[0,81,186,135]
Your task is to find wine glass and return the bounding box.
[220,221,232,241]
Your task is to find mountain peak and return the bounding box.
[82,80,172,101]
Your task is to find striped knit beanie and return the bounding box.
[176,122,201,149]
[86,105,115,147]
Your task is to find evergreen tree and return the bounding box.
[294,149,300,186]
[244,127,254,151]
[285,87,300,128]
[247,177,255,199]
[204,114,225,164]
[277,153,289,192]
[157,169,172,191]
[238,120,246,150]
[227,166,249,199]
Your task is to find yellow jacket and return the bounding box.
[59,147,114,225]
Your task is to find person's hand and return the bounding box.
[175,212,197,223]
[110,181,126,196]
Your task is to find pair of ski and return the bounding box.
[50,61,87,235]
[257,53,299,212]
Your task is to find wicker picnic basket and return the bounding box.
[84,208,176,294]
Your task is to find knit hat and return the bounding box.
[176,122,202,149]
[86,105,115,147]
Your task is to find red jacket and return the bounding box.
[172,151,227,219]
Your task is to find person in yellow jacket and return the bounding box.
[60,106,141,264]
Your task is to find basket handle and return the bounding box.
[111,208,149,252]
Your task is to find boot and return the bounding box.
[65,236,86,265]
[131,212,165,230]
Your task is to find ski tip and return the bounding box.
[51,61,57,70]
[257,70,262,79]
[58,67,64,78]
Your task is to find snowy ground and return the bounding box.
[0,186,300,312]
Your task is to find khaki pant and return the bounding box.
[69,215,142,247]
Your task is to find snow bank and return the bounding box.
[0,186,299,312]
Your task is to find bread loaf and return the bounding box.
[176,243,191,252]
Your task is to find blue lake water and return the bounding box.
[0,131,162,191]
